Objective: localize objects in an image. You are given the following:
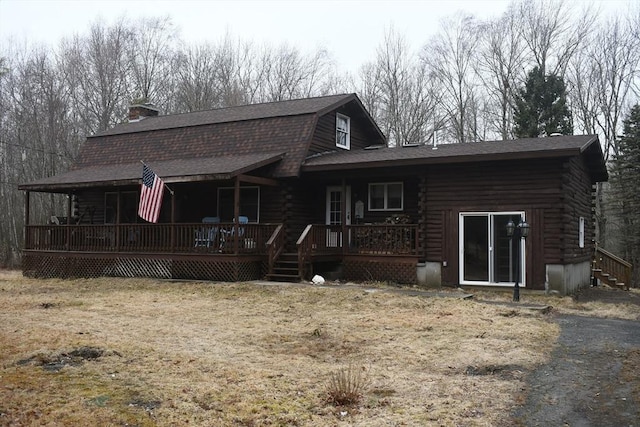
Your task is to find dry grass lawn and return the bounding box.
[1,270,629,426]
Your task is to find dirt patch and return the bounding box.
[464,364,526,379]
[17,346,106,372]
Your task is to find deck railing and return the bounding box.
[25,223,279,255]
[26,222,419,258]
[294,224,419,257]
[296,224,315,279]
[266,224,285,274]
[348,224,418,255]
[594,245,633,289]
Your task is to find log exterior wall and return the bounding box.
[561,156,595,264]
[421,156,595,290]
[56,153,598,291]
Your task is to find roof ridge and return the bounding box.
[92,93,355,138]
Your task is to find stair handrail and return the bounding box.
[594,244,633,289]
[296,224,313,280]
[266,224,284,275]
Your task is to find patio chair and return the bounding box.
[219,216,249,250]
[194,216,220,248]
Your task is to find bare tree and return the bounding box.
[569,14,640,161]
[568,10,640,250]
[128,16,177,111]
[515,0,596,77]
[476,12,526,140]
[172,43,222,112]
[0,46,78,265]
[214,34,252,107]
[357,29,441,147]
[59,19,133,133]
[426,13,481,143]
[256,43,335,102]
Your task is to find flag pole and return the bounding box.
[140,160,174,195]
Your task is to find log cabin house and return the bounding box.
[19,93,610,294]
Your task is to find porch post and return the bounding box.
[115,191,121,250]
[170,190,176,252]
[24,191,30,226]
[66,192,72,250]
[234,176,241,254]
[24,191,30,249]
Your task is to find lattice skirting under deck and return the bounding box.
[23,253,262,282]
[343,256,418,284]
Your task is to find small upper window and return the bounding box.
[336,113,350,149]
[368,182,403,211]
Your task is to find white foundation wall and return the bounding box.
[545,261,592,295]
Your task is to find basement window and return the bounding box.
[368,182,403,211]
[336,113,350,149]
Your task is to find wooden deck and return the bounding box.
[23,223,422,283]
[25,222,280,255]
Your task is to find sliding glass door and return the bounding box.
[459,212,525,286]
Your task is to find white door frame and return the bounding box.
[326,186,351,248]
[459,211,526,287]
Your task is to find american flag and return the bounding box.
[138,164,165,223]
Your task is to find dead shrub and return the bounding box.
[325,363,369,406]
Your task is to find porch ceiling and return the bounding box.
[19,152,285,193]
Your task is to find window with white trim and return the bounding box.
[336,113,350,149]
[579,217,585,248]
[368,182,403,211]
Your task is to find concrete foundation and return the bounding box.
[417,261,442,288]
[545,261,591,296]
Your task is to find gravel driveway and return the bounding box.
[511,289,640,426]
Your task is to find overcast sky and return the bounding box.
[0,0,634,75]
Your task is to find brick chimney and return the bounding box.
[128,103,160,122]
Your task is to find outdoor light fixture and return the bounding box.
[506,218,529,302]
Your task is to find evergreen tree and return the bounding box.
[513,67,573,138]
[610,105,640,286]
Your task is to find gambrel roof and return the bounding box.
[21,93,383,191]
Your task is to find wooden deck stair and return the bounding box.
[592,245,633,291]
[266,252,303,282]
[592,268,627,290]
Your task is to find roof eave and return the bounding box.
[19,178,141,193]
[20,152,286,193]
[301,148,581,173]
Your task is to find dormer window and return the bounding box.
[336,113,350,149]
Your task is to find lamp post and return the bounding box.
[506,218,529,302]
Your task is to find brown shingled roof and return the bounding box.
[19,152,285,192]
[95,94,358,137]
[70,93,364,180]
[301,134,608,182]
[75,115,316,178]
